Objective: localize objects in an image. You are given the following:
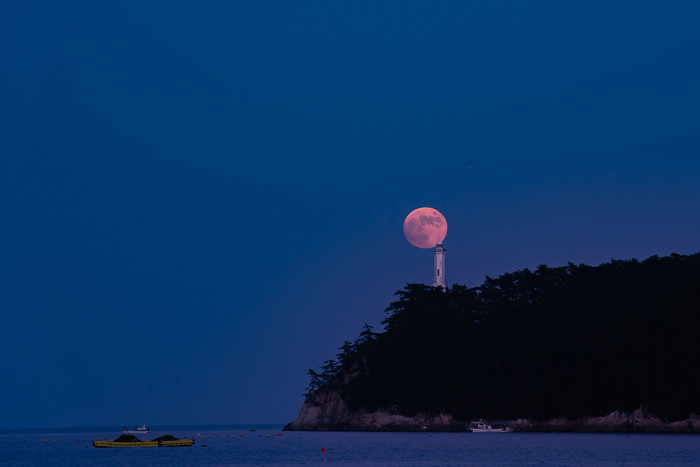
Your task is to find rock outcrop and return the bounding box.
[515,407,700,433]
[284,390,466,431]
[285,390,700,433]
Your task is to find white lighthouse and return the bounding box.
[403,207,448,290]
[433,242,446,290]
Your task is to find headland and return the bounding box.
[286,254,700,433]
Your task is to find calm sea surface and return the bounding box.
[1,424,698,466]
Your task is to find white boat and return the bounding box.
[469,420,512,433]
[122,425,150,434]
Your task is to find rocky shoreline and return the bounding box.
[284,390,700,433]
[514,408,700,433]
[283,390,465,432]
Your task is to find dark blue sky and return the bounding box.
[2,1,699,428]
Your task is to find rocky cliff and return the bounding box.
[285,390,700,433]
[283,390,466,431]
[516,407,700,433]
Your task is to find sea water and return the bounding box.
[1,425,698,466]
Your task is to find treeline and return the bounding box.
[306,253,700,421]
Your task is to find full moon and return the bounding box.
[403,207,448,249]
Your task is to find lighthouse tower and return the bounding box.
[433,242,446,290]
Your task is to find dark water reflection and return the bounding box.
[1,425,698,466]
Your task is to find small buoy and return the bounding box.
[321,446,326,454]
[202,444,207,447]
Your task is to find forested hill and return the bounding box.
[305,253,700,422]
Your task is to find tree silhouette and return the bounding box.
[304,253,700,421]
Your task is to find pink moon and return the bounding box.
[403,207,447,249]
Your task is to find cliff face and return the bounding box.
[283,390,466,431]
[516,407,700,433]
[285,390,700,433]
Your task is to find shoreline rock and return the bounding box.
[284,390,700,433]
[516,408,700,433]
[283,390,467,432]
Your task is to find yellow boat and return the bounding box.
[93,434,195,448]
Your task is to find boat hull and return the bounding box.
[93,439,195,448]
[471,428,513,433]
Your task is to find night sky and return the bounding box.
[2,2,700,429]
